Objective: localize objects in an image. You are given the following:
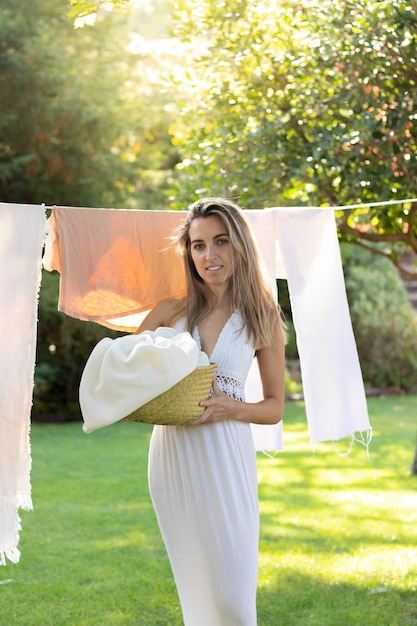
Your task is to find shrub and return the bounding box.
[33,270,123,421]
[277,279,299,360]
[342,245,417,391]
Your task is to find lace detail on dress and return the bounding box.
[214,375,245,402]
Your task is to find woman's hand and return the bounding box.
[187,379,238,426]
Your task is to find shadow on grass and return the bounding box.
[257,571,417,626]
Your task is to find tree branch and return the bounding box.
[339,220,408,244]
[407,205,417,252]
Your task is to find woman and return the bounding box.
[136,198,286,625]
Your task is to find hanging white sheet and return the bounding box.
[0,203,46,565]
[274,208,371,444]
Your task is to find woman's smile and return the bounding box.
[206,264,222,271]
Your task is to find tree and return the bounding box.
[166,0,417,280]
[0,0,179,209]
[67,0,129,22]
[342,244,417,391]
[1,0,181,418]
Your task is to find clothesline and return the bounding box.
[43,204,371,446]
[316,197,417,211]
[39,197,417,212]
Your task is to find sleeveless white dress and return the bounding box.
[148,311,259,626]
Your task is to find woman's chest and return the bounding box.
[197,308,234,359]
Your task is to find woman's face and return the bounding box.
[188,215,234,288]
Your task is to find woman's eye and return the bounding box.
[217,239,229,245]
[193,243,204,250]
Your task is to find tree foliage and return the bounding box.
[67,0,129,21]
[342,245,417,391]
[167,0,417,278]
[0,0,178,209]
[8,0,415,416]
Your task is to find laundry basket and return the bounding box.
[124,363,217,425]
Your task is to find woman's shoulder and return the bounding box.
[161,298,186,325]
[135,298,185,333]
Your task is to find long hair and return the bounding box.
[176,197,286,349]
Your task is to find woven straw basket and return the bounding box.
[124,363,217,426]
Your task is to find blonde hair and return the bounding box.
[176,197,286,349]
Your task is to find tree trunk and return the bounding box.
[412,433,417,476]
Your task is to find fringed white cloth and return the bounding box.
[275,208,371,446]
[0,203,46,565]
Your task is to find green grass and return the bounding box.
[1,396,416,625]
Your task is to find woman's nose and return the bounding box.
[205,245,216,259]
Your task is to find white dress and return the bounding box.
[148,311,259,626]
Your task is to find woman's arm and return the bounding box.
[193,322,285,426]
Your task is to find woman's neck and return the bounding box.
[206,287,232,312]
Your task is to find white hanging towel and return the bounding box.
[274,208,371,445]
[0,203,46,565]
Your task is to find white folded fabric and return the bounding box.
[80,327,209,433]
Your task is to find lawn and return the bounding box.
[1,395,416,625]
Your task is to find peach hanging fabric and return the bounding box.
[0,203,45,565]
[43,207,187,331]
